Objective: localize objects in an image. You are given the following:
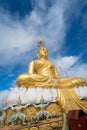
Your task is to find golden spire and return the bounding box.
[37,38,48,59]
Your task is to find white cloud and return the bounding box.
[54,56,78,77]
[8,74,14,77]
[57,56,78,69]
[54,55,87,79]
[68,63,87,79]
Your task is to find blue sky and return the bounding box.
[0,0,87,92]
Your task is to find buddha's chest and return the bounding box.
[34,60,55,75]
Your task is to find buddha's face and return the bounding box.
[37,46,48,59]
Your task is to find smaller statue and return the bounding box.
[9,97,28,124]
[0,100,7,126]
[0,111,6,126]
[9,113,26,125]
[34,96,51,120]
[3,99,9,110]
[10,97,29,112]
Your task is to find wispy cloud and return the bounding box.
[0,0,86,66]
[0,0,78,67]
[8,74,14,77]
[54,55,87,79]
[68,62,87,79]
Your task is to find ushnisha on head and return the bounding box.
[37,38,48,59]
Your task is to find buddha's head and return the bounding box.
[37,46,48,59]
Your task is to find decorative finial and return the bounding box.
[37,38,44,47]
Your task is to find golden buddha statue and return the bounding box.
[16,39,86,88]
[16,38,87,113]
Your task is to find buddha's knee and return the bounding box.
[16,73,29,85]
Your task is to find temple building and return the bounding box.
[0,38,87,130]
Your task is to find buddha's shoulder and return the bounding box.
[34,59,44,64]
[34,59,53,64]
[29,60,40,65]
[29,59,54,64]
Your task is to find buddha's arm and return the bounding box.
[11,106,15,110]
[45,102,50,106]
[34,104,40,108]
[55,69,60,78]
[54,65,60,78]
[28,61,35,74]
[22,104,29,108]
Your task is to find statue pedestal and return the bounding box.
[0,103,63,130]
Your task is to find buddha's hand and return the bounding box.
[51,77,60,84]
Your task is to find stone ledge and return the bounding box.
[0,117,63,130]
